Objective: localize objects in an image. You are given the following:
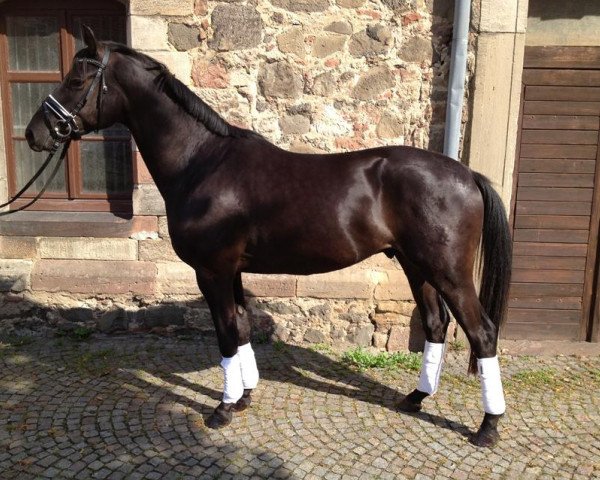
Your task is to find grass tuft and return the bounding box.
[342,347,421,372]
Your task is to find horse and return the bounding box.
[25,26,512,448]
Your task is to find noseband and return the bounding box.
[42,47,111,143]
[0,48,110,216]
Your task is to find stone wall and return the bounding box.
[0,0,468,351]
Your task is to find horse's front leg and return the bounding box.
[196,269,259,429]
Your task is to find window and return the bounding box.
[0,0,132,214]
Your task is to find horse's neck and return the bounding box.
[123,78,216,200]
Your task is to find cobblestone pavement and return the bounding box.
[0,334,599,479]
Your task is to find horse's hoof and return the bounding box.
[232,389,252,412]
[205,402,233,429]
[397,397,422,413]
[397,389,429,413]
[470,427,500,448]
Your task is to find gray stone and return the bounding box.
[325,20,353,35]
[312,33,346,58]
[61,307,95,323]
[210,4,262,51]
[366,24,393,45]
[304,328,327,343]
[168,23,200,51]
[98,309,128,334]
[258,61,303,99]
[351,67,395,100]
[350,324,375,346]
[277,27,305,58]
[311,71,336,96]
[0,260,32,292]
[381,0,416,11]
[280,114,311,135]
[377,111,404,138]
[271,0,330,12]
[399,36,433,63]
[141,304,186,328]
[348,30,390,58]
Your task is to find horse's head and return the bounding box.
[26,26,126,152]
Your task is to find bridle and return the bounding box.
[0,48,110,216]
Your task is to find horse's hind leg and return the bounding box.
[231,272,259,413]
[396,261,451,413]
[437,279,505,447]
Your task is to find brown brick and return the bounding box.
[31,260,156,295]
[156,262,198,295]
[242,274,297,297]
[38,238,137,261]
[138,239,180,262]
[374,270,413,301]
[0,236,37,259]
[297,270,374,299]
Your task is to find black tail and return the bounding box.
[469,172,512,374]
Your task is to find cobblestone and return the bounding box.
[0,335,598,478]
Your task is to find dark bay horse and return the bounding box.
[25,27,512,447]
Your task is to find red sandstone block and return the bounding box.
[242,274,297,298]
[31,260,157,295]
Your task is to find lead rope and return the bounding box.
[0,141,70,216]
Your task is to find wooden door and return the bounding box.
[505,46,600,341]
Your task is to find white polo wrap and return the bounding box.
[238,342,259,390]
[221,354,244,404]
[478,356,506,415]
[417,341,446,395]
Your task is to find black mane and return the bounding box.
[99,41,258,139]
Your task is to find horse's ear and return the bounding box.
[82,25,97,53]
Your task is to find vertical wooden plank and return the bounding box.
[581,129,600,340]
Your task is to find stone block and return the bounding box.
[271,0,330,12]
[387,321,425,352]
[382,0,417,11]
[37,238,138,261]
[195,0,208,16]
[399,36,433,64]
[277,27,306,58]
[311,72,336,97]
[480,0,527,34]
[31,260,157,295]
[242,274,297,298]
[158,217,170,238]
[130,0,194,16]
[139,239,180,262]
[337,0,365,6]
[304,328,327,343]
[146,52,192,84]
[349,30,390,58]
[325,21,353,35]
[129,16,169,51]
[133,184,166,216]
[168,23,201,51]
[192,58,229,89]
[377,111,404,139]
[280,114,311,135]
[156,262,198,295]
[258,61,304,99]
[372,312,410,331]
[0,259,32,292]
[348,323,374,346]
[297,269,375,299]
[352,67,395,100]
[374,270,413,301]
[210,4,262,51]
[0,236,37,259]
[373,331,388,349]
[312,33,346,58]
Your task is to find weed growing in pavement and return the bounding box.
[272,340,287,352]
[0,335,35,348]
[70,348,117,376]
[342,347,421,372]
[70,326,94,341]
[448,339,466,352]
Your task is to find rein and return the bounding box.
[0,48,110,217]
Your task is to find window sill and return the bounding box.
[0,211,158,238]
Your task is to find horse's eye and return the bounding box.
[69,78,85,89]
